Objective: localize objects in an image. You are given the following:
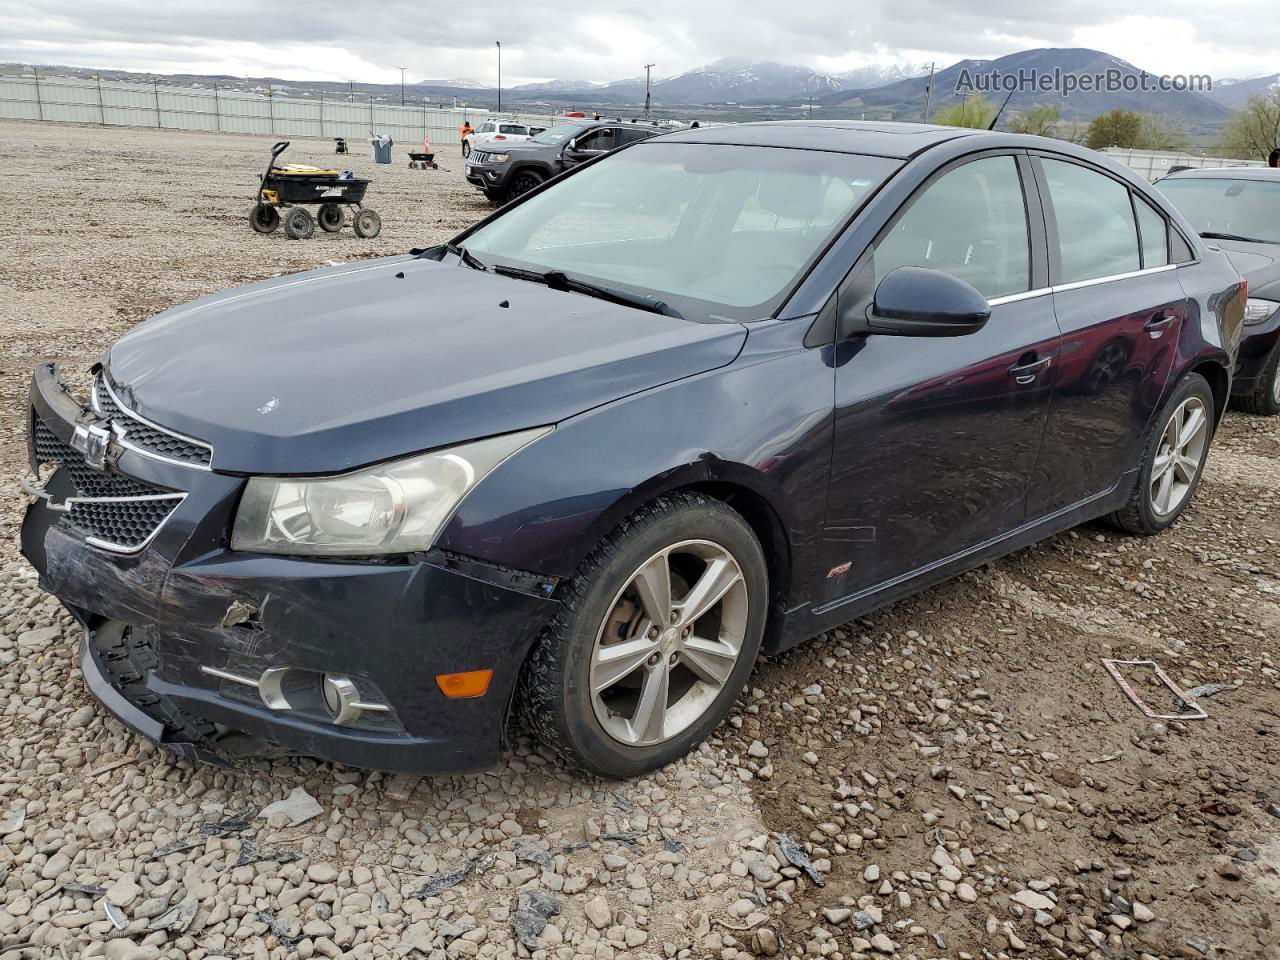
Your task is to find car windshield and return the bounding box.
[531,122,589,145]
[1157,176,1280,244]
[460,142,898,321]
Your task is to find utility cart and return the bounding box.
[248,141,382,240]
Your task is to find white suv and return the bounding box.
[463,121,535,157]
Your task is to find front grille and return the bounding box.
[66,498,181,551]
[93,375,213,468]
[32,412,183,553]
[470,151,490,163]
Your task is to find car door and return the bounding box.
[820,152,1060,606]
[1024,155,1189,517]
[562,126,618,168]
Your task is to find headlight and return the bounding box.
[490,153,510,163]
[1245,298,1279,325]
[230,427,550,556]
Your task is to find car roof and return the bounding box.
[659,120,989,159]
[1161,166,1279,181]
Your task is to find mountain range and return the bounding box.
[13,48,1274,133]
[511,58,931,104]
[823,48,1230,128]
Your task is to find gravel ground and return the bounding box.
[0,120,1278,960]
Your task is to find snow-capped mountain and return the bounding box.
[1204,73,1280,109]
[655,59,842,103]
[416,77,486,89]
[836,63,931,89]
[514,78,609,93]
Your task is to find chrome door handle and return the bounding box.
[1008,356,1052,385]
[1144,312,1176,339]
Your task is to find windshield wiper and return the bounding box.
[445,242,489,271]
[490,264,683,317]
[1200,231,1270,244]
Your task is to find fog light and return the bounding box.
[322,674,362,725]
[436,669,493,699]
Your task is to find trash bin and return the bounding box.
[371,136,393,164]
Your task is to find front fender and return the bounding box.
[436,318,835,610]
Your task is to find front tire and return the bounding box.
[507,169,545,202]
[1109,372,1214,535]
[520,493,767,778]
[1234,343,1280,416]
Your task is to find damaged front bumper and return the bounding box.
[20,364,559,773]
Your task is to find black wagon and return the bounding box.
[248,141,382,240]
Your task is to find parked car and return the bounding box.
[1156,167,1280,414]
[462,120,534,158]
[465,118,665,203]
[22,122,1243,778]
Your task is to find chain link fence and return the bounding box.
[0,72,558,147]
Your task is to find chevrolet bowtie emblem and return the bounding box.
[71,422,112,472]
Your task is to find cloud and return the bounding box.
[3,0,1277,85]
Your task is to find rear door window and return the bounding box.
[1042,158,1141,283]
[617,127,657,145]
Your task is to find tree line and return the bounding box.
[929,90,1280,161]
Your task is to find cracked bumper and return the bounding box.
[21,368,558,774]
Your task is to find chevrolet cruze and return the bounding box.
[22,122,1243,778]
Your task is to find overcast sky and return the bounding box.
[6,1,1277,86]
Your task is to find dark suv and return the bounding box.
[466,118,664,203]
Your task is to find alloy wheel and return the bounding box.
[590,540,748,747]
[1149,396,1208,516]
[1272,364,1280,407]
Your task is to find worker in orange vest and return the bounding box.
[459,120,473,155]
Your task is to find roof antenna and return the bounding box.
[988,89,1016,131]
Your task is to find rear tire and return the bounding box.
[317,202,344,233]
[1233,343,1280,416]
[353,208,382,238]
[283,206,314,240]
[519,493,767,778]
[249,204,279,234]
[462,140,471,158]
[1109,372,1215,535]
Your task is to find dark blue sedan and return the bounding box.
[22,121,1244,778]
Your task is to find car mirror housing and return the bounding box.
[846,266,991,338]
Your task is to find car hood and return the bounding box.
[103,257,746,474]
[1208,238,1280,299]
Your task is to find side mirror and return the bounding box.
[849,266,991,338]
[566,138,577,151]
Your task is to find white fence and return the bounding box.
[1101,147,1266,182]
[0,73,558,146]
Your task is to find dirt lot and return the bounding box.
[0,119,1277,960]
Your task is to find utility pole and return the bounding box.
[348,80,354,102]
[398,66,406,106]
[807,95,814,119]
[922,61,936,123]
[495,41,502,114]
[644,63,655,119]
